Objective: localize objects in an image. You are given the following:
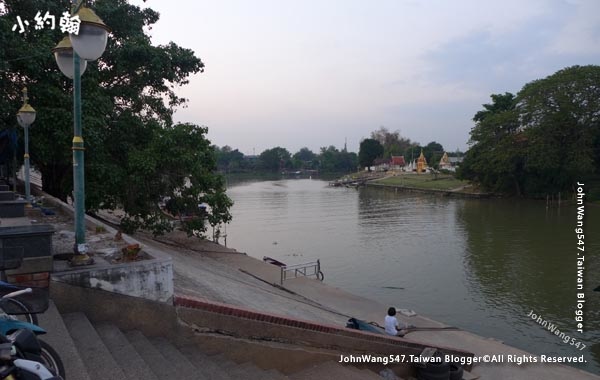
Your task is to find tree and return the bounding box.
[473,93,516,123]
[358,138,383,169]
[423,141,445,169]
[459,65,600,197]
[120,123,233,236]
[318,146,357,173]
[517,65,600,196]
[292,147,317,169]
[458,92,523,194]
[0,0,232,236]
[259,147,291,172]
[215,145,244,173]
[370,126,412,159]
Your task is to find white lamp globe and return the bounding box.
[69,7,109,61]
[17,103,36,128]
[52,37,87,79]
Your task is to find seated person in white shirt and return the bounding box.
[384,307,408,337]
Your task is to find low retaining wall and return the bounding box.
[175,294,475,371]
[38,191,174,303]
[52,258,173,303]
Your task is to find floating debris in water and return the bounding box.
[382,286,404,290]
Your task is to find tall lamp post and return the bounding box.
[52,2,109,265]
[16,87,36,204]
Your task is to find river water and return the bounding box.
[224,178,600,374]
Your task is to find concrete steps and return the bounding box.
[95,324,158,380]
[62,313,128,380]
[42,309,386,379]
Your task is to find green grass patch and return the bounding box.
[374,175,469,190]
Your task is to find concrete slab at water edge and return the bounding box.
[134,233,350,327]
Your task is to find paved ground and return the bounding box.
[135,231,350,327]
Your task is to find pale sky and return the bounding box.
[132,0,600,155]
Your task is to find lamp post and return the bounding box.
[16,87,36,204]
[53,2,109,265]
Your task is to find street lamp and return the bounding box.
[52,2,109,266]
[16,87,36,204]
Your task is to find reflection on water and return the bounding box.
[458,199,599,371]
[225,179,599,374]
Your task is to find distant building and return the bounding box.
[439,152,463,172]
[417,150,428,173]
[390,156,406,171]
[371,158,391,172]
[439,152,451,170]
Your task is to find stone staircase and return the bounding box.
[38,301,385,380]
[0,185,27,218]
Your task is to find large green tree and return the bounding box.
[0,0,232,236]
[460,66,600,197]
[458,94,524,194]
[318,145,357,173]
[292,147,317,170]
[358,138,383,169]
[423,141,445,169]
[215,145,245,173]
[258,147,291,172]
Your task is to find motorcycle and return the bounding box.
[0,289,64,379]
[0,335,62,380]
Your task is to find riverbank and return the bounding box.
[137,229,599,379]
[368,173,493,198]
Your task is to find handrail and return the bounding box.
[280,259,324,284]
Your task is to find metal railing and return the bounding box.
[280,259,324,284]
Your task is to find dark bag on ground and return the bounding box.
[346,318,385,334]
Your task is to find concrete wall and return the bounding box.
[52,258,173,303]
[39,191,174,303]
[175,295,475,372]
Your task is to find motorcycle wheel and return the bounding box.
[39,339,66,380]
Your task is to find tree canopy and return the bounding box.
[318,146,357,173]
[459,65,600,197]
[370,126,412,159]
[0,0,232,236]
[258,147,291,172]
[358,138,383,169]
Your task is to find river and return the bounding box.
[224,177,600,374]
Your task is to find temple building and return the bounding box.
[439,152,451,170]
[417,150,427,173]
[390,156,406,171]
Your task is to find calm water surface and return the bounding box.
[225,178,600,374]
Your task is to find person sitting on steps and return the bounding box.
[385,307,408,337]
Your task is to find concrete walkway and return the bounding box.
[136,231,600,380]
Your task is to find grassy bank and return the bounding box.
[372,174,469,191]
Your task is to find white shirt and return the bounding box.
[385,315,399,335]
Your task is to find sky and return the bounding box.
[131,0,600,155]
